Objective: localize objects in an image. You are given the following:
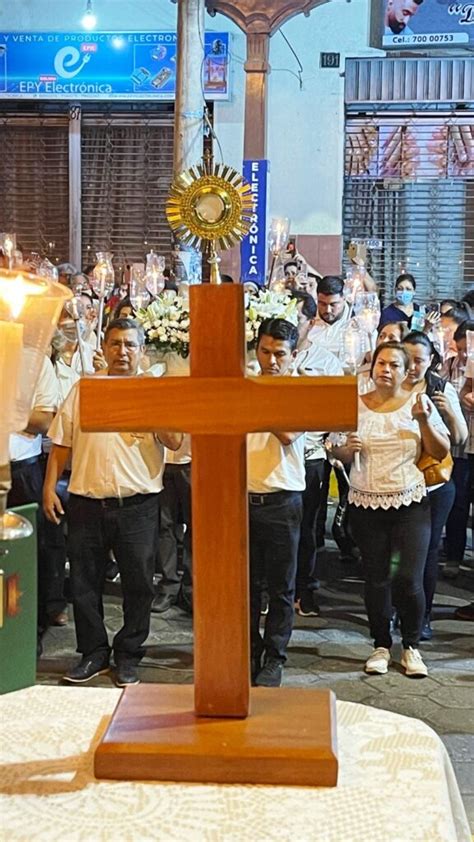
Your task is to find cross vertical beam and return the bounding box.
[190,284,250,717]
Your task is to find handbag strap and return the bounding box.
[425,370,447,398]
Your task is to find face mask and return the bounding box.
[59,320,81,341]
[396,290,414,306]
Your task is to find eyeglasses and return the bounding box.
[108,340,141,351]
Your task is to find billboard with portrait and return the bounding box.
[371,0,474,49]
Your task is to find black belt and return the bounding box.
[10,455,40,473]
[248,490,299,506]
[70,492,158,509]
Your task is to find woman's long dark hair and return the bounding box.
[403,331,446,395]
[403,331,441,371]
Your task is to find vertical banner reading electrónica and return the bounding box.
[240,160,269,285]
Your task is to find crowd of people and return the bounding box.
[7,254,474,688]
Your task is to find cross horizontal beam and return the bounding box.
[80,375,357,435]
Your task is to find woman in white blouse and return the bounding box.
[334,342,450,678]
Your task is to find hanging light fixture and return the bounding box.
[82,0,97,31]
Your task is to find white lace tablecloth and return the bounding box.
[0,686,470,842]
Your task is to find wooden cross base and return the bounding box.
[94,684,338,787]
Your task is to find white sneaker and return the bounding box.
[401,646,428,678]
[365,647,391,675]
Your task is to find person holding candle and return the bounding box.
[309,276,351,357]
[43,318,183,687]
[247,318,305,687]
[8,356,58,647]
[333,342,450,678]
[289,291,344,616]
[401,331,466,639]
[310,278,363,561]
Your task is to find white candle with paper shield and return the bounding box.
[343,324,363,374]
[91,252,114,350]
[65,296,87,374]
[466,330,474,366]
[354,292,380,350]
[144,251,166,298]
[130,265,151,312]
[344,266,365,308]
[267,217,290,287]
[0,266,71,539]
[269,264,287,294]
[0,232,16,270]
[431,323,448,362]
[268,217,290,255]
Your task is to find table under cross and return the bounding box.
[80,284,357,786]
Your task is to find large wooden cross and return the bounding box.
[80,284,356,785]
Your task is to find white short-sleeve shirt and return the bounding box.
[10,356,58,462]
[294,342,344,462]
[349,393,447,510]
[247,432,305,493]
[48,381,165,498]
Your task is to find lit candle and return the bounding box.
[344,326,361,374]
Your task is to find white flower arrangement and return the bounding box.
[137,291,191,358]
[137,288,298,358]
[245,289,298,350]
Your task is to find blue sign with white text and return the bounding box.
[240,160,269,285]
[0,31,230,100]
[379,0,474,49]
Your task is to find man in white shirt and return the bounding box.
[44,318,182,687]
[290,292,344,616]
[308,275,351,358]
[8,355,58,647]
[248,318,305,688]
[41,315,95,631]
[308,277,363,561]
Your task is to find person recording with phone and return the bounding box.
[332,342,449,679]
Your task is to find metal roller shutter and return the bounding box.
[344,58,474,304]
[81,109,175,270]
[0,109,69,263]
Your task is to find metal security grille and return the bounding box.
[0,111,69,262]
[345,57,474,105]
[81,111,175,270]
[343,114,474,303]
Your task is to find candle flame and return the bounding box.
[0,272,45,319]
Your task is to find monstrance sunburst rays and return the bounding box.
[166,158,254,267]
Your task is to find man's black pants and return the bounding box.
[296,459,325,599]
[67,492,159,665]
[249,490,303,663]
[157,463,192,603]
[8,456,49,631]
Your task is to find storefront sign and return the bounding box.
[371,0,474,49]
[0,31,230,100]
[240,160,269,285]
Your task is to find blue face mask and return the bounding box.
[396,289,414,306]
